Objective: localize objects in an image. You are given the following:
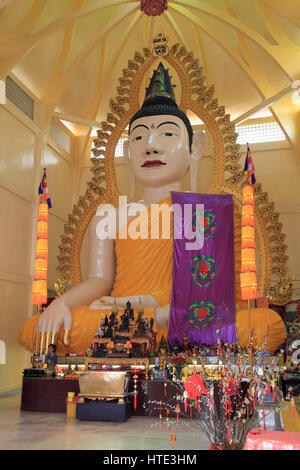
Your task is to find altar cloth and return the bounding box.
[169,192,237,346]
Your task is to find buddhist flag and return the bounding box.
[39,169,52,208]
[244,144,256,186]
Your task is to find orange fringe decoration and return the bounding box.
[32,202,48,305]
[240,185,257,301]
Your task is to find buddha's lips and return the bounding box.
[141,160,166,168]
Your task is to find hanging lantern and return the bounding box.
[240,183,257,300]
[241,226,255,248]
[241,248,256,271]
[32,170,52,307]
[35,237,48,259]
[37,203,48,222]
[242,203,255,227]
[240,272,257,299]
[33,258,48,280]
[242,185,255,205]
[37,220,48,238]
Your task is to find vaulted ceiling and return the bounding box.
[0,0,300,144]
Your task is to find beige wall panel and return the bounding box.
[42,145,73,221]
[0,279,30,393]
[0,107,35,201]
[0,186,33,276]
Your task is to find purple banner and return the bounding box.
[168,192,237,346]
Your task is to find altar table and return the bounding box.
[20,376,194,417]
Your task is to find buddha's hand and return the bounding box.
[38,298,72,353]
[99,295,160,310]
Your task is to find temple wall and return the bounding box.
[0,83,74,393]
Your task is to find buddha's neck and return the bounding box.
[141,181,182,206]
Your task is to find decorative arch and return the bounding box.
[57,43,288,298]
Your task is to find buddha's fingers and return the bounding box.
[40,332,45,355]
[51,332,56,345]
[62,310,72,347]
[63,330,70,347]
[34,323,39,355]
[45,332,50,354]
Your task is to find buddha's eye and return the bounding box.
[134,135,143,141]
[161,132,176,137]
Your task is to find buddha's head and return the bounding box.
[124,63,206,195]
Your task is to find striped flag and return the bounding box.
[38,169,52,209]
[244,144,256,186]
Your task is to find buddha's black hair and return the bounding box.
[129,96,193,152]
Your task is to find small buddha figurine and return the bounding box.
[135,297,146,337]
[103,324,113,338]
[119,312,130,332]
[108,312,116,327]
[135,318,145,338]
[109,299,118,326]
[182,332,190,352]
[158,336,168,355]
[124,300,135,321]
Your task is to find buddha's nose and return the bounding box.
[145,133,162,156]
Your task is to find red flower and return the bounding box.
[198,262,209,275]
[196,308,208,319]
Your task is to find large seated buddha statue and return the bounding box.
[18,63,285,355]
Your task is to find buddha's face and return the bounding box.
[129,114,190,188]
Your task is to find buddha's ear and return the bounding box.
[189,131,207,192]
[123,139,136,199]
